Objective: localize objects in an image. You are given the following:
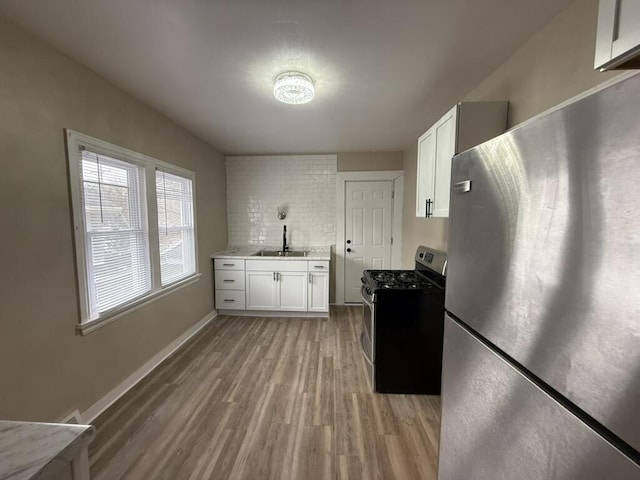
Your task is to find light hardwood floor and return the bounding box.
[89,306,441,479]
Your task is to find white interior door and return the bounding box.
[344,181,393,303]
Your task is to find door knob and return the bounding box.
[347,248,352,253]
[347,240,351,244]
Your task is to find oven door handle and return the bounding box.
[360,285,374,309]
[360,330,374,366]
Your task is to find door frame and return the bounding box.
[336,170,404,305]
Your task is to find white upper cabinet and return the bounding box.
[595,0,640,70]
[416,108,452,218]
[415,102,508,218]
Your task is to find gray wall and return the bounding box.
[463,0,619,126]
[0,17,227,421]
[337,151,403,172]
[401,0,621,267]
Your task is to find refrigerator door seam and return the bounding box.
[445,310,640,467]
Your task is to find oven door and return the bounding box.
[360,285,375,390]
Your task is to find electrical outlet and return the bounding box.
[324,223,335,233]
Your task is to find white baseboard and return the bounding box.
[82,309,217,423]
[61,409,84,424]
[218,309,328,318]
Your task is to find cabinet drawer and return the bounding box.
[215,289,246,310]
[308,260,329,271]
[215,270,245,290]
[214,258,245,270]
[245,259,308,272]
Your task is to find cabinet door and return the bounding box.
[245,271,277,310]
[595,0,640,70]
[432,107,457,217]
[307,272,329,312]
[415,129,436,217]
[277,271,308,311]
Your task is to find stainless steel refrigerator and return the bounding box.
[440,74,640,479]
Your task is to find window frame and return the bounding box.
[66,130,200,334]
[155,169,197,287]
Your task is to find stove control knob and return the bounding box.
[419,253,424,258]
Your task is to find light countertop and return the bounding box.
[0,421,95,480]
[211,246,331,261]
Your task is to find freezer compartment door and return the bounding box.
[439,314,640,480]
[445,74,640,453]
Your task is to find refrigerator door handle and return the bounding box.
[453,180,472,193]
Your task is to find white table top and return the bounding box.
[0,421,95,480]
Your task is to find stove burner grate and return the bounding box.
[364,270,438,292]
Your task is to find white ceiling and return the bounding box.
[0,0,575,154]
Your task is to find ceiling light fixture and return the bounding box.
[273,71,315,105]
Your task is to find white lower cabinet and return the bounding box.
[214,259,246,310]
[278,272,308,311]
[245,271,307,312]
[216,257,329,314]
[245,265,308,311]
[245,271,278,309]
[308,271,329,312]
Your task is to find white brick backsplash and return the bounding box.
[226,155,337,247]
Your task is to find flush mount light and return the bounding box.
[273,71,315,104]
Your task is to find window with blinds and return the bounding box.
[80,151,151,318]
[156,170,196,286]
[67,130,199,328]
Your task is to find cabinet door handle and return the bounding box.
[314,265,325,269]
[425,198,433,218]
[223,279,235,283]
[223,299,235,303]
[223,263,234,266]
[309,273,312,283]
[273,272,276,281]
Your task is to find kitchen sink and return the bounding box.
[253,250,308,257]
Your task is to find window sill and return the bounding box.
[76,273,202,335]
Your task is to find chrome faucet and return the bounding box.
[282,225,288,252]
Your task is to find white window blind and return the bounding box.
[80,150,151,319]
[67,130,200,330]
[155,170,196,285]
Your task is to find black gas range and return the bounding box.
[360,245,447,394]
